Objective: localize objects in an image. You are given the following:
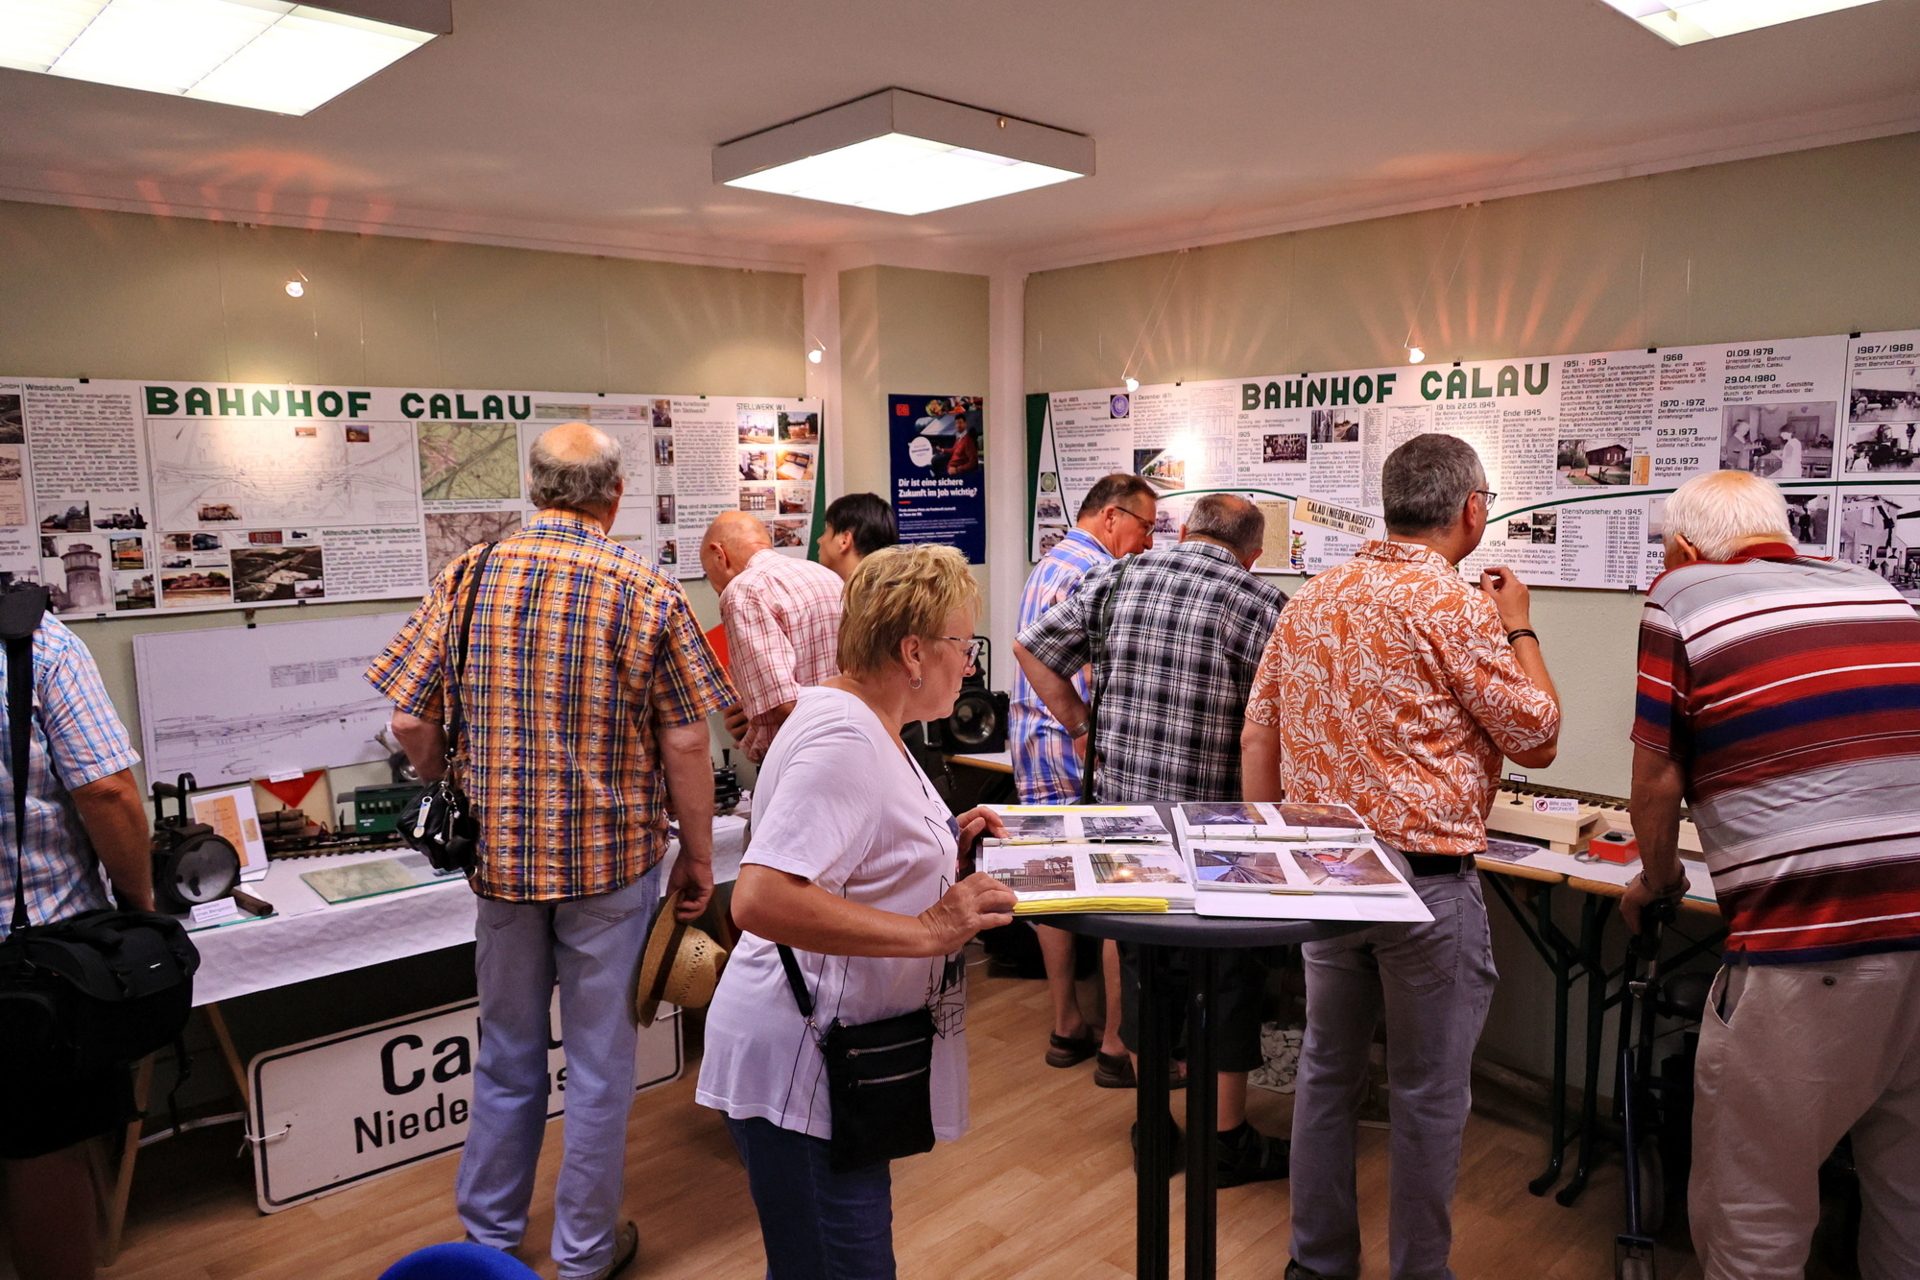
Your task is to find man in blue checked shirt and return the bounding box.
[1012,473,1157,1081]
[0,610,154,1280]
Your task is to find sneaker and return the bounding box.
[1129,1114,1186,1174]
[568,1221,639,1280]
[1046,1031,1100,1068]
[1216,1122,1290,1188]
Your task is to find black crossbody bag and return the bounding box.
[401,542,497,875]
[776,942,937,1173]
[1078,554,1134,804]
[0,583,199,1084]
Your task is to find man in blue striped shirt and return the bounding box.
[1012,473,1157,1077]
[1,608,154,1279]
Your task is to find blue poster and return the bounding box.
[889,393,985,564]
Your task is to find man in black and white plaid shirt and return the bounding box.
[1015,492,1290,1186]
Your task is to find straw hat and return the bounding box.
[635,890,729,1028]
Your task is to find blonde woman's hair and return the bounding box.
[1664,470,1791,561]
[838,543,981,677]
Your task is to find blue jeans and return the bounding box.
[456,864,662,1280]
[725,1115,895,1280]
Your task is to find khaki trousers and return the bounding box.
[1691,948,1920,1280]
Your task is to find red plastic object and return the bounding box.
[1590,830,1639,864]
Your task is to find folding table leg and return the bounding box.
[1136,943,1172,1280]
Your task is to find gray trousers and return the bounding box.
[456,864,662,1279]
[1290,867,1497,1280]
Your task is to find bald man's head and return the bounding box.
[700,511,773,592]
[528,423,624,520]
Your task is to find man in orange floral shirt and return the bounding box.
[1242,433,1560,1280]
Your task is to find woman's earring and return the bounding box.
[909,676,924,690]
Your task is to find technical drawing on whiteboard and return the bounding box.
[134,612,414,782]
[146,418,422,530]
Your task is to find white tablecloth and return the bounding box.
[190,815,751,1005]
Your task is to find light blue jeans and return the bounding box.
[455,864,662,1279]
[1289,866,1498,1280]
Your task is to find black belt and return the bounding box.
[1403,853,1472,878]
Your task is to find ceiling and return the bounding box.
[3,0,1917,272]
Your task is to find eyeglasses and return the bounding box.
[1473,489,1499,510]
[1111,505,1155,531]
[930,636,986,669]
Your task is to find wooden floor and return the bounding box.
[72,965,1704,1280]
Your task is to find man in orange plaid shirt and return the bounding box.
[371,423,733,1280]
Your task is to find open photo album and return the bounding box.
[1172,801,1371,843]
[977,842,1195,914]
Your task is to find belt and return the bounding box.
[1402,853,1472,878]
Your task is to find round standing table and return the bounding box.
[1029,912,1365,1280]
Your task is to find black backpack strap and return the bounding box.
[1078,555,1132,804]
[441,542,497,769]
[1,584,49,934]
[776,943,816,1023]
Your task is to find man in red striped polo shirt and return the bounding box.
[1627,469,1920,1280]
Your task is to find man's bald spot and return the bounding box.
[705,510,772,554]
[536,421,617,464]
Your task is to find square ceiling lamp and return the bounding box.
[0,0,449,114]
[715,88,1094,216]
[1600,0,1887,44]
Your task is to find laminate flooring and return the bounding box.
[77,965,1706,1280]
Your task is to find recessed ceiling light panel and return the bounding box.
[0,0,447,114]
[1600,0,1886,45]
[715,88,1093,216]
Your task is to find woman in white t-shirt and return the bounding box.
[697,543,1015,1280]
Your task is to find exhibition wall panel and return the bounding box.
[0,200,808,781]
[1023,131,1920,799]
[839,265,994,628]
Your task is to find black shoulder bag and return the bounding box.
[401,542,496,875]
[1077,554,1134,804]
[0,583,199,1084]
[777,943,937,1173]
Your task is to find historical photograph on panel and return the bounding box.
[1557,438,1639,487]
[651,399,672,431]
[775,447,815,481]
[1838,493,1920,598]
[739,450,771,482]
[1262,433,1308,463]
[418,422,523,503]
[769,518,806,549]
[778,411,819,442]
[40,500,90,532]
[424,511,522,578]
[1133,446,1185,493]
[739,483,775,514]
[1309,410,1361,444]
[40,536,111,613]
[653,432,674,467]
[1506,511,1558,545]
[1849,363,1920,423]
[776,485,810,516]
[0,394,21,445]
[1845,420,1920,474]
[657,494,677,524]
[231,546,325,603]
[1783,493,1831,551]
[1723,403,1835,479]
[158,565,232,607]
[738,417,775,445]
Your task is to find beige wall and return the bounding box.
[1024,131,1920,798]
[0,199,807,791]
[838,264,993,624]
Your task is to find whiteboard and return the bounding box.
[134,611,415,784]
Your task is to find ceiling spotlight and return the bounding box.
[284,279,305,298]
[1598,0,1886,44]
[807,347,823,364]
[715,88,1093,216]
[1124,376,1140,393]
[0,0,450,116]
[1407,347,1425,364]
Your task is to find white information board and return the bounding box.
[133,611,416,784]
[248,996,681,1212]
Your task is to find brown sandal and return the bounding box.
[1046,1032,1100,1068]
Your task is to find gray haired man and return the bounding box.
[370,423,735,1280]
[1243,434,1560,1280]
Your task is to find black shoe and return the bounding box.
[1216,1121,1289,1187]
[1285,1261,1341,1280]
[1129,1114,1185,1175]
